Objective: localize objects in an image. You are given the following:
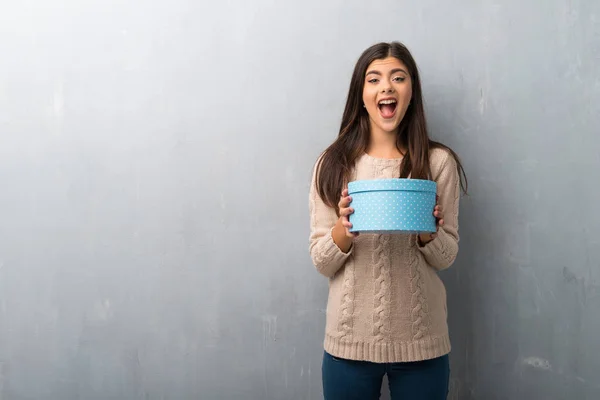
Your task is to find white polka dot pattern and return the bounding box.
[348,178,437,233]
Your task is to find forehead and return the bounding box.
[365,57,408,74]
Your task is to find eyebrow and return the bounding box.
[366,68,408,76]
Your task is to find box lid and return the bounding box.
[348,178,436,194]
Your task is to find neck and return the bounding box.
[366,125,403,159]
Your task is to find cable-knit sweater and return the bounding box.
[308,148,460,363]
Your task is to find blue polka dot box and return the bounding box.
[348,178,437,233]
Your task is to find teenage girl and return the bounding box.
[308,41,467,400]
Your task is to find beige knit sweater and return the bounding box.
[308,148,460,363]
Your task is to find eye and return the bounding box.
[368,78,379,83]
[393,76,406,82]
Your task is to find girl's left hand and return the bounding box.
[419,195,444,244]
[433,203,444,232]
[433,194,444,231]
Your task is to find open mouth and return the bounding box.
[378,99,397,119]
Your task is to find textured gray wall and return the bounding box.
[1,0,599,399]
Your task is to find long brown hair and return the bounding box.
[315,41,468,214]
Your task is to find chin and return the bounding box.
[379,120,402,134]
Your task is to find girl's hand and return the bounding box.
[419,195,443,245]
[433,194,445,231]
[338,189,359,238]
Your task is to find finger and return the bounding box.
[347,226,359,236]
[339,196,352,208]
[340,207,354,217]
[439,219,444,226]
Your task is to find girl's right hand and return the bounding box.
[338,189,358,238]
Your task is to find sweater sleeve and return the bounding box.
[418,150,461,271]
[308,161,352,278]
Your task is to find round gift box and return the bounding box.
[348,178,437,233]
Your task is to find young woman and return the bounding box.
[308,41,468,399]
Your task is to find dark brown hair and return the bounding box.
[315,41,468,214]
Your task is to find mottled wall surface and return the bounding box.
[0,0,598,399]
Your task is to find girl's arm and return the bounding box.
[417,150,461,271]
[308,164,353,278]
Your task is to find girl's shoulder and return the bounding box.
[429,147,457,178]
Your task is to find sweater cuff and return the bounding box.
[417,228,453,270]
[313,227,352,277]
[330,226,353,254]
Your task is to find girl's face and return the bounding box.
[362,56,413,136]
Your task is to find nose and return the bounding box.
[381,85,394,93]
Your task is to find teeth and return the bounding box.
[378,99,397,105]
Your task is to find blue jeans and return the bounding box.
[322,351,450,400]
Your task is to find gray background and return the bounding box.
[1,0,599,399]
